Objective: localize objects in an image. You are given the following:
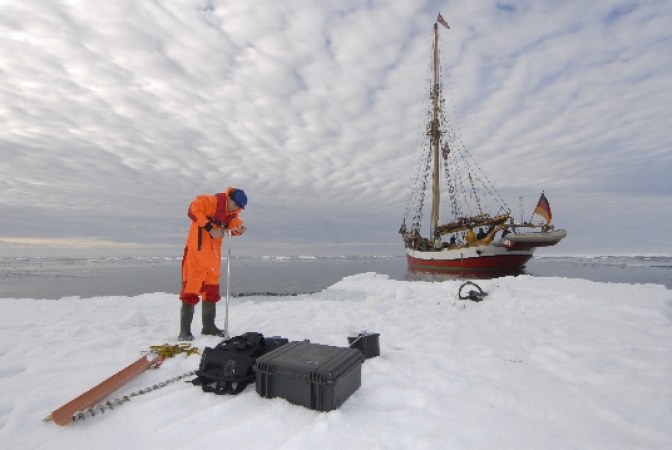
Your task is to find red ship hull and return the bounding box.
[406,250,533,273]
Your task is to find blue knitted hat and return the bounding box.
[230,189,247,209]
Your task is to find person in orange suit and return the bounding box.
[178,187,247,340]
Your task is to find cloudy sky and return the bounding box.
[1,0,670,257]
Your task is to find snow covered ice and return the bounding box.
[1,273,671,449]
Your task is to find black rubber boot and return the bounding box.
[201,301,226,337]
[178,302,195,341]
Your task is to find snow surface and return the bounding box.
[1,273,671,449]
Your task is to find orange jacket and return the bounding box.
[184,187,244,259]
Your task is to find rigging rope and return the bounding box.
[402,28,513,241]
[401,49,435,235]
[442,61,511,215]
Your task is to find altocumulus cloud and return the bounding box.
[1,0,670,256]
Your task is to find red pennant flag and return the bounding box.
[437,13,450,29]
[534,192,552,224]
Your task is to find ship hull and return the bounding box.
[406,245,534,273]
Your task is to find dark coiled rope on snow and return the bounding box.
[458,281,488,302]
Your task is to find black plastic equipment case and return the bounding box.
[264,336,289,353]
[255,341,365,411]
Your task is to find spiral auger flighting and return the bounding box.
[44,343,199,426]
[71,370,196,423]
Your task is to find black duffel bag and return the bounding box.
[192,332,288,395]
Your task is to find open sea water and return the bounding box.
[0,255,670,299]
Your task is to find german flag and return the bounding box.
[534,192,552,224]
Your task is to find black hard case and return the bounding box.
[255,341,365,411]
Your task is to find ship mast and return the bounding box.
[429,23,442,243]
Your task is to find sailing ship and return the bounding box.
[399,15,566,273]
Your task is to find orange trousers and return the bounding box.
[179,235,222,305]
